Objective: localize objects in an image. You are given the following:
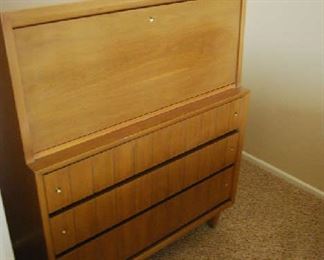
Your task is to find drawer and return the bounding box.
[44,98,242,213]
[44,160,94,213]
[50,133,238,254]
[14,0,241,152]
[58,167,234,259]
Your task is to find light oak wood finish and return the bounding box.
[44,168,72,214]
[33,86,246,173]
[13,0,241,153]
[44,99,242,213]
[231,94,250,201]
[0,1,249,259]
[59,167,234,260]
[35,174,56,260]
[236,0,247,83]
[8,0,193,28]
[2,0,246,173]
[92,149,114,192]
[134,203,230,260]
[0,16,47,259]
[44,160,94,213]
[49,133,239,254]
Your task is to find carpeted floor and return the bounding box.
[151,160,324,260]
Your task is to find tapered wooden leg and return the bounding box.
[207,214,220,228]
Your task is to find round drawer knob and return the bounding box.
[225,183,229,187]
[149,16,155,23]
[55,187,62,194]
[234,112,239,117]
[230,147,235,152]
[61,230,67,235]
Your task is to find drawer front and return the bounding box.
[14,0,241,152]
[44,98,242,213]
[50,133,238,253]
[44,160,94,213]
[59,167,234,259]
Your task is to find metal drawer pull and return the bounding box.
[55,187,62,194]
[149,16,155,23]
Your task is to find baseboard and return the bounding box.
[242,151,324,199]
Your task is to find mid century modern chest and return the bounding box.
[0,0,249,259]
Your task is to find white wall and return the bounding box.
[242,0,324,191]
[0,192,14,260]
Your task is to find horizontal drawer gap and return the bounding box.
[132,199,231,259]
[49,129,238,217]
[56,164,233,257]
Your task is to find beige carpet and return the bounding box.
[151,160,324,259]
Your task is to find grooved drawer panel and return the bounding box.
[44,160,94,213]
[50,133,239,254]
[44,99,242,213]
[112,141,135,183]
[58,167,234,259]
[92,150,114,192]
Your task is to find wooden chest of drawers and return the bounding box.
[0,0,249,259]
